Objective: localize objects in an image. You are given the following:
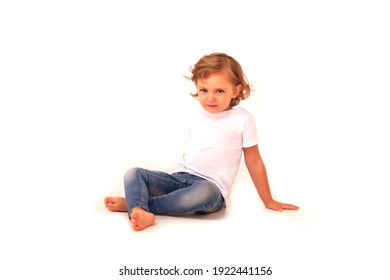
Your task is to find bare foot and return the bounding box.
[104,197,127,212]
[130,208,156,231]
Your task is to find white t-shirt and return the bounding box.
[174,107,258,200]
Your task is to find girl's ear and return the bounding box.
[234,84,243,97]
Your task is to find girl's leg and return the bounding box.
[124,169,225,215]
[148,174,225,215]
[123,168,189,215]
[119,168,225,230]
[123,168,192,231]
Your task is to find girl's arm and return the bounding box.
[243,145,299,211]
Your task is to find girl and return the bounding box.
[104,53,299,231]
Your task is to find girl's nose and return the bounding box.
[207,93,216,101]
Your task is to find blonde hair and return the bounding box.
[186,53,252,107]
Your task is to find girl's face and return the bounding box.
[196,72,242,113]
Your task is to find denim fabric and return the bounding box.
[124,167,225,216]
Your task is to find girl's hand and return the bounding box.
[265,200,299,212]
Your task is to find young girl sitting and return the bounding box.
[105,52,299,231]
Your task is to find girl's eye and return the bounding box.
[198,89,207,94]
[216,90,225,94]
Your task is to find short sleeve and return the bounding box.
[242,115,258,148]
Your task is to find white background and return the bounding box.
[1,1,389,279]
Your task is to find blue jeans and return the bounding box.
[124,168,225,216]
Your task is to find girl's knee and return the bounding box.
[178,181,223,213]
[124,167,144,182]
[185,181,221,205]
[199,181,221,198]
